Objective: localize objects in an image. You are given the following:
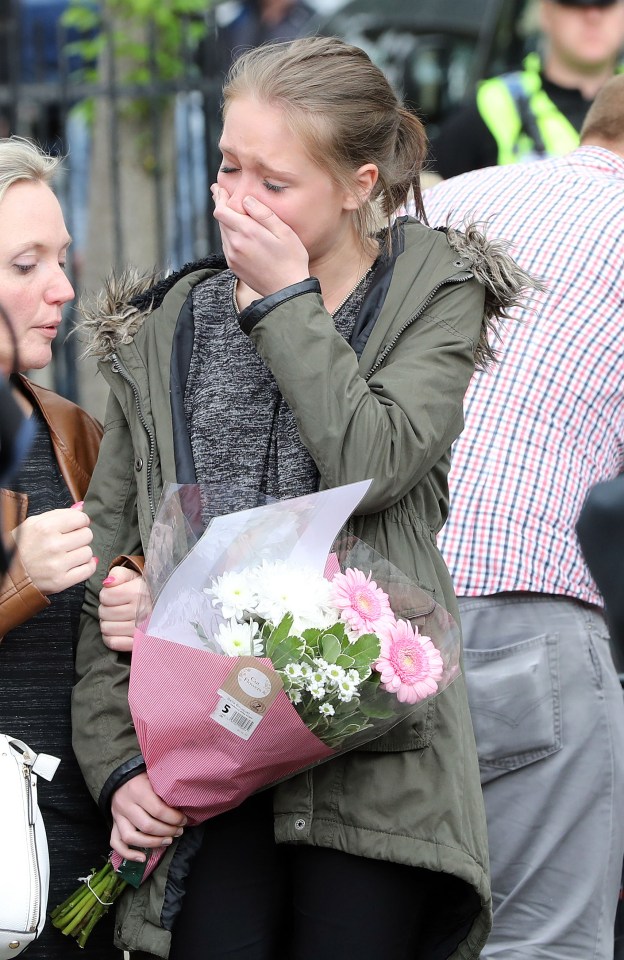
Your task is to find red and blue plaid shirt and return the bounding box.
[420,147,624,605]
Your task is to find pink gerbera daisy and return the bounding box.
[375,619,444,704]
[329,567,395,637]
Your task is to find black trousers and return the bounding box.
[160,790,455,960]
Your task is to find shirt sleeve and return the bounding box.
[243,276,485,516]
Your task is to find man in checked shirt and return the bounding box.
[417,74,624,960]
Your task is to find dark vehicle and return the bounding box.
[312,0,534,137]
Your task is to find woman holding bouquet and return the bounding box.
[73,37,531,960]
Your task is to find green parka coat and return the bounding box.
[72,217,530,959]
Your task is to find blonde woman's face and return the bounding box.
[217,97,358,266]
[0,180,73,374]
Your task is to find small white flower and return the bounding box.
[347,669,363,685]
[299,663,313,680]
[319,702,335,717]
[205,571,257,621]
[325,664,346,685]
[336,676,358,702]
[290,689,303,705]
[312,658,331,671]
[308,681,326,700]
[284,663,302,680]
[215,618,262,657]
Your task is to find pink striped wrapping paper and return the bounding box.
[111,626,335,879]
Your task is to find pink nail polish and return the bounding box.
[102,575,116,585]
[71,500,84,509]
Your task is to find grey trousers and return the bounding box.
[459,594,624,960]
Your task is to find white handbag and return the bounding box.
[0,735,60,959]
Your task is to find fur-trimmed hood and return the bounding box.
[77,222,537,369]
[440,221,539,367]
[77,252,227,362]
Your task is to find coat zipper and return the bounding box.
[365,275,471,380]
[111,352,157,519]
[23,761,40,932]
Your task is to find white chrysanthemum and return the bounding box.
[325,664,347,686]
[284,662,303,680]
[336,676,358,703]
[312,658,330,671]
[299,663,313,680]
[214,618,262,657]
[319,702,335,717]
[290,689,303,705]
[205,571,258,621]
[307,681,326,700]
[293,608,337,633]
[251,560,335,628]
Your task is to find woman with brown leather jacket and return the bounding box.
[0,136,118,959]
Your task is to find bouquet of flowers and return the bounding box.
[204,557,445,746]
[53,480,460,946]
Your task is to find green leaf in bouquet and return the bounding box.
[348,633,381,679]
[324,622,350,643]
[335,653,355,669]
[357,675,383,699]
[265,614,295,657]
[348,632,381,659]
[301,627,322,646]
[323,719,369,746]
[330,700,361,720]
[270,635,305,671]
[358,699,397,720]
[320,633,342,664]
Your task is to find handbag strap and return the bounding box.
[1,734,61,781]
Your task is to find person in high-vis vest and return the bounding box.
[429,0,624,179]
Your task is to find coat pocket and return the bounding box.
[464,633,561,783]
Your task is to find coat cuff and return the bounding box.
[238,278,322,335]
[99,754,147,815]
[0,548,49,639]
[109,554,145,575]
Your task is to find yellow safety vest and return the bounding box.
[476,53,580,165]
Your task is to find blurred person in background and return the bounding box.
[418,75,624,959]
[209,0,316,76]
[429,0,624,178]
[172,0,317,266]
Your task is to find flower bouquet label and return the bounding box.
[212,659,283,740]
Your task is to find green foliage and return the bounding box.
[62,0,212,87]
[61,0,214,169]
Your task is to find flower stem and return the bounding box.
[51,861,128,946]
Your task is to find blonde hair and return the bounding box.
[0,136,60,206]
[580,75,624,146]
[222,36,429,248]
